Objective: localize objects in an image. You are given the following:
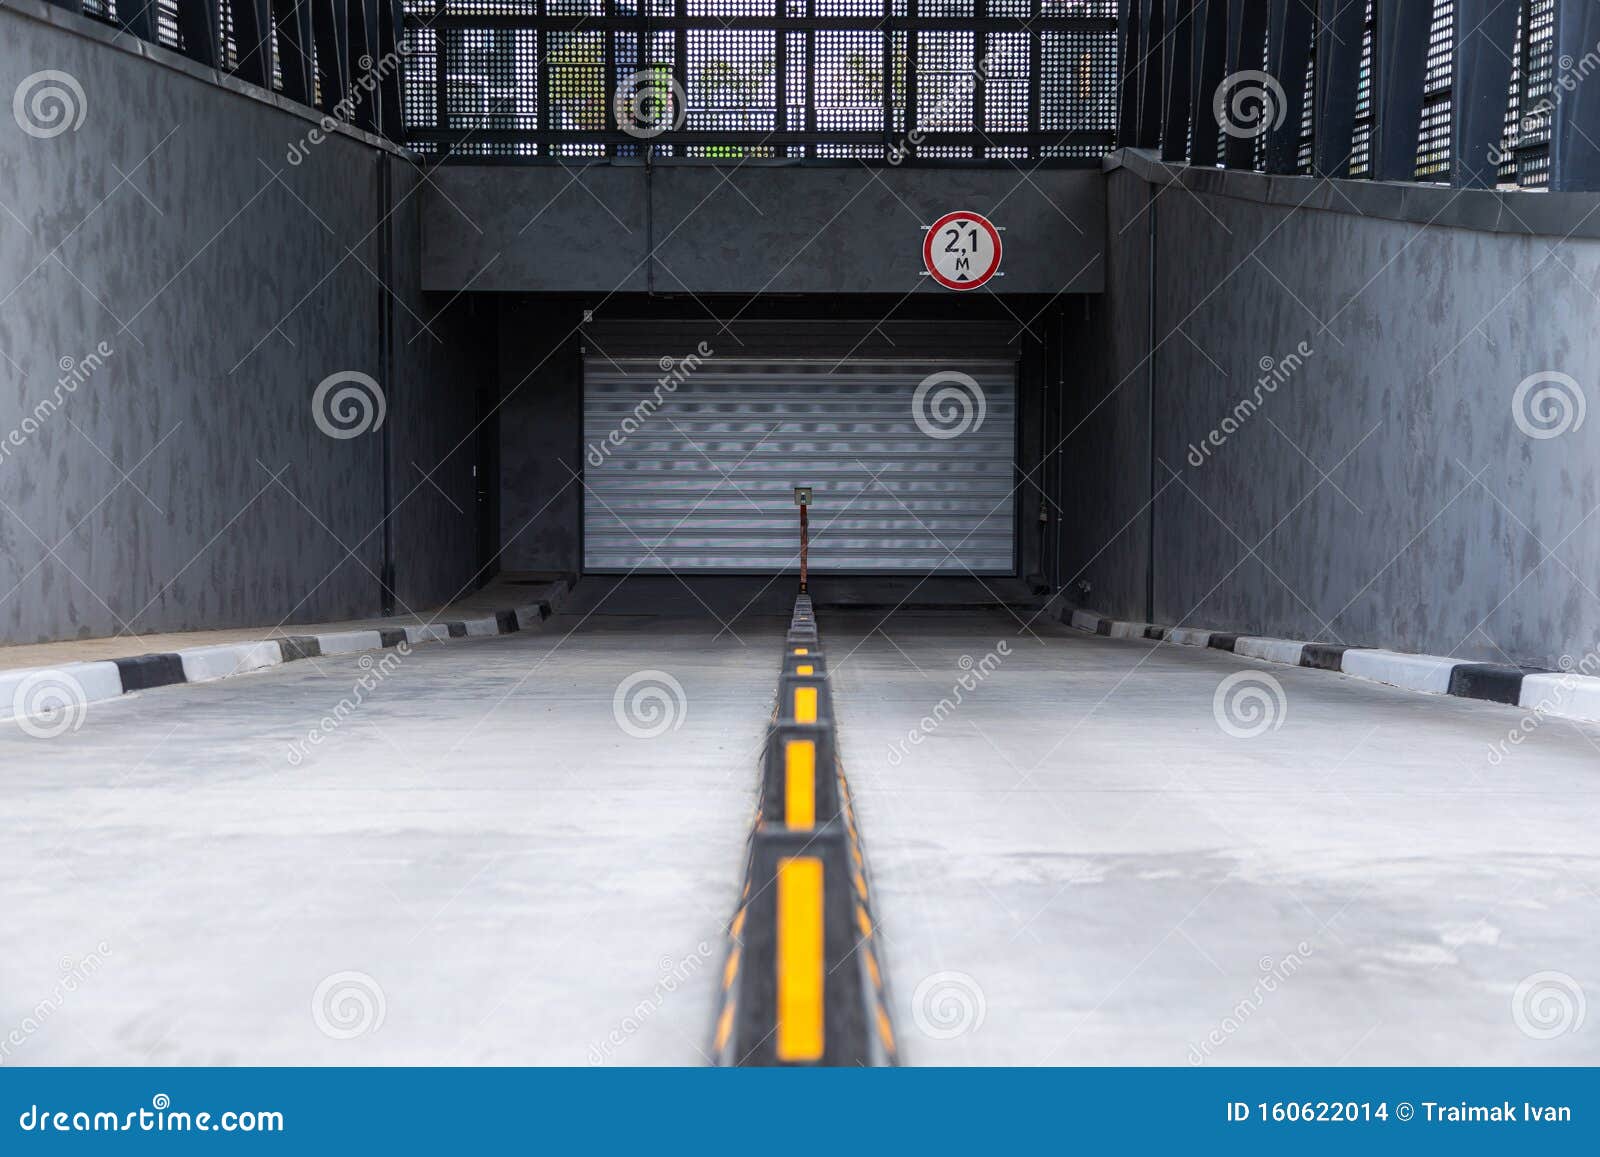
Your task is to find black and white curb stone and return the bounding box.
[0,591,564,728]
[1064,608,1600,723]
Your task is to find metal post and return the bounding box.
[1263,0,1315,174]
[1137,0,1165,148]
[1313,0,1365,177]
[1450,0,1519,188]
[800,506,809,594]
[1118,0,1143,146]
[1160,0,1193,164]
[379,154,397,615]
[794,487,812,594]
[1222,0,1268,169]
[975,0,989,158]
[1550,0,1600,191]
[1144,187,1156,624]
[231,0,274,88]
[1370,0,1431,182]
[1188,0,1228,166]
[273,0,318,106]
[312,0,352,116]
[379,0,405,140]
[178,0,219,68]
[119,0,158,42]
[348,0,382,132]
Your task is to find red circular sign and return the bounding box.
[922,211,1003,291]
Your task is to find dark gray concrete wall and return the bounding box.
[1082,152,1600,669]
[1059,169,1151,622]
[423,164,1105,296]
[496,298,583,575]
[0,0,481,643]
[386,168,495,612]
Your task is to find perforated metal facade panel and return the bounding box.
[402,0,1119,161]
[582,358,1016,573]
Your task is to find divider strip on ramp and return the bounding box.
[711,594,897,1067]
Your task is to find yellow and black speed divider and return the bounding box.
[712,594,896,1067]
[788,595,818,645]
[762,722,841,829]
[777,673,832,725]
[782,651,826,678]
[718,826,885,1067]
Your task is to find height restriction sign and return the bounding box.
[922,211,1003,290]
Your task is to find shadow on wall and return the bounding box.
[1064,154,1600,671]
[0,6,486,644]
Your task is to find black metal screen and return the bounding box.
[1501,0,1556,189]
[82,0,186,49]
[1416,0,1454,181]
[1127,0,1574,192]
[1349,0,1375,179]
[70,0,1588,187]
[400,0,1120,162]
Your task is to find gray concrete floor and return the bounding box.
[827,607,1600,1066]
[0,611,776,1065]
[6,589,1598,1067]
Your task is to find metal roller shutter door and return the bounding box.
[582,359,1016,573]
